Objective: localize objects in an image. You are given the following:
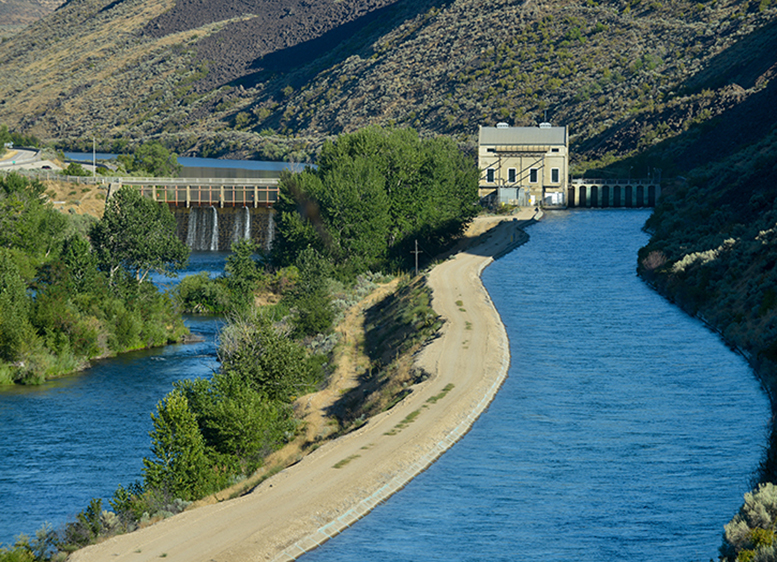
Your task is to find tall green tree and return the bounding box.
[224,239,263,310]
[90,186,189,284]
[0,173,67,267]
[117,141,182,177]
[272,126,479,274]
[143,390,211,501]
[0,249,34,362]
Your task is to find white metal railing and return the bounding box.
[0,168,279,187]
[570,178,657,185]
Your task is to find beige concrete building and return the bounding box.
[478,123,568,207]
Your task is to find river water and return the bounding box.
[0,210,770,559]
[301,209,770,562]
[0,254,226,546]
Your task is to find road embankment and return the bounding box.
[70,210,538,562]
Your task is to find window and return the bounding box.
[486,168,495,183]
[508,168,517,183]
[551,168,560,183]
[529,168,538,183]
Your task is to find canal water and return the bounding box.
[301,209,770,562]
[0,254,226,546]
[0,210,769,560]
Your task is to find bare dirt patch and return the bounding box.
[42,178,107,218]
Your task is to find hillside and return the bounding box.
[0,0,775,166]
[0,0,63,32]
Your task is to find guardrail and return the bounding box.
[0,168,279,188]
[570,178,657,185]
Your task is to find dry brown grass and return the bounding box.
[42,178,107,218]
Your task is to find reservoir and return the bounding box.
[0,210,769,560]
[301,209,770,562]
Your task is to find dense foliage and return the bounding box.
[721,483,777,562]
[0,174,188,385]
[115,141,182,177]
[90,185,189,283]
[272,126,479,275]
[113,308,322,514]
[0,125,40,156]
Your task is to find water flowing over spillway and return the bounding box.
[265,210,275,253]
[186,207,219,251]
[176,206,273,252]
[231,206,251,246]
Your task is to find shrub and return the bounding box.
[721,483,777,561]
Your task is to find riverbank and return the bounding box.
[68,209,538,562]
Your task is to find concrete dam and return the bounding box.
[107,178,280,252]
[172,206,275,252]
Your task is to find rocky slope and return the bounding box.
[0,0,63,30]
[0,0,775,166]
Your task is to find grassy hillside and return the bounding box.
[0,0,775,166]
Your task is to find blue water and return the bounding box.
[63,153,306,172]
[301,210,770,562]
[0,210,769,558]
[0,255,225,546]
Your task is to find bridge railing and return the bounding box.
[570,178,656,185]
[0,168,279,188]
[134,183,278,208]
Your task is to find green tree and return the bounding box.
[271,170,328,267]
[0,249,34,362]
[143,390,211,501]
[224,239,263,309]
[289,247,334,337]
[218,310,315,402]
[272,126,479,274]
[90,186,189,283]
[63,162,90,176]
[0,173,67,266]
[117,141,182,177]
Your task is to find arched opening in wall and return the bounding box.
[568,187,576,207]
[625,185,633,208]
[648,185,657,206]
[601,185,610,208]
[636,185,645,207]
[590,186,599,207]
[578,186,587,207]
[613,186,622,207]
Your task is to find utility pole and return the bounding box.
[411,239,422,277]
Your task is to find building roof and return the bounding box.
[479,124,567,146]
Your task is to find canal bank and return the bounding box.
[69,210,538,562]
[302,209,769,562]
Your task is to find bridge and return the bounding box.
[107,177,280,208]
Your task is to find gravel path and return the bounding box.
[70,210,537,562]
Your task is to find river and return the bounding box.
[0,253,227,546]
[0,210,770,560]
[301,209,770,562]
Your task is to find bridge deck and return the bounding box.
[110,178,280,207]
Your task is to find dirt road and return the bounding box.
[70,210,536,562]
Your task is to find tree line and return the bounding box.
[0,174,189,385]
[0,125,480,560]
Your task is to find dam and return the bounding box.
[107,178,279,252]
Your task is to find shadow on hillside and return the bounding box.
[230,0,454,91]
[680,19,777,94]
[582,20,777,178]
